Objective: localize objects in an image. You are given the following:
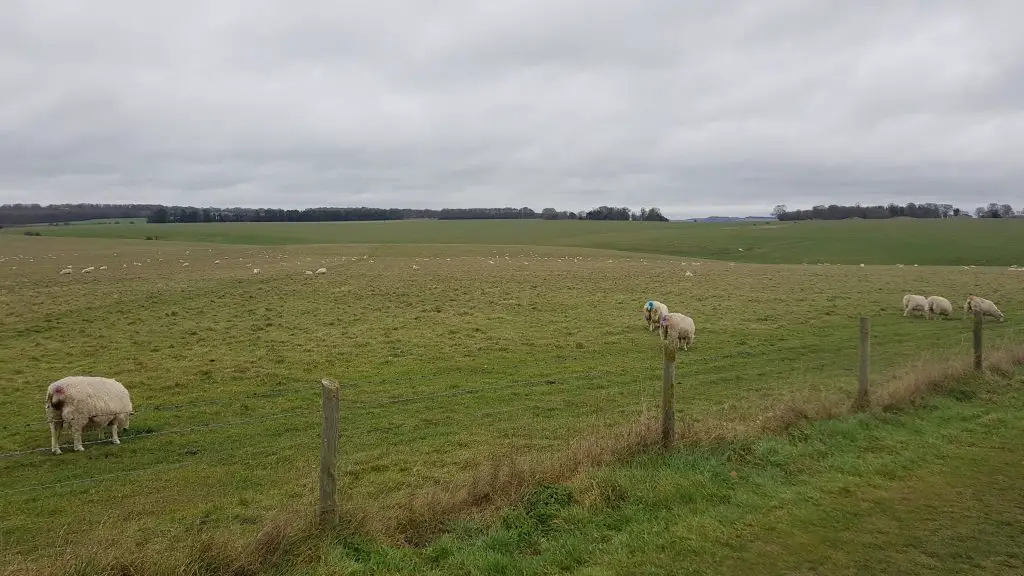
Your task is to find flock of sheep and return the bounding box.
[643,300,695,359]
[902,293,1005,321]
[37,264,1009,457]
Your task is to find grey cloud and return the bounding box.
[1,0,1023,218]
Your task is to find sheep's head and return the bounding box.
[645,301,654,311]
[660,315,670,327]
[49,384,65,410]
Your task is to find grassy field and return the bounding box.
[5,217,1024,266]
[1,222,1023,574]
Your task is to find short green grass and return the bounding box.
[6,218,1024,266]
[1,224,1022,574]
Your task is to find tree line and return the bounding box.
[772,202,1022,221]
[0,203,669,225]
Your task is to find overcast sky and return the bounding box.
[1,1,1021,218]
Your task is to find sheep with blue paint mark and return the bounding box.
[643,300,669,332]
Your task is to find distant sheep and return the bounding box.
[643,300,669,332]
[45,376,133,455]
[315,267,327,275]
[81,267,95,273]
[59,268,72,275]
[253,268,261,275]
[660,312,696,359]
[99,265,107,270]
[964,295,1005,322]
[902,294,928,317]
[305,270,314,275]
[925,296,952,320]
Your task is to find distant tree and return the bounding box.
[148,207,169,224]
[585,206,632,221]
[540,208,558,220]
[772,204,787,218]
[999,204,1015,218]
[643,207,669,222]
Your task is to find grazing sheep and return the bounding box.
[925,296,953,319]
[45,376,133,455]
[253,268,261,275]
[99,265,107,270]
[964,295,1005,321]
[660,312,696,359]
[305,270,313,275]
[643,300,669,332]
[59,268,72,275]
[81,267,95,273]
[902,294,928,317]
[315,267,327,275]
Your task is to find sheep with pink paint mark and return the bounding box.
[45,376,134,455]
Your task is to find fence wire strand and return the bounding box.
[1,462,191,495]
[0,409,312,459]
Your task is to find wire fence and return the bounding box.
[2,315,1023,564]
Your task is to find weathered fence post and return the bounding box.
[974,311,983,371]
[662,349,675,448]
[855,316,870,410]
[319,378,340,526]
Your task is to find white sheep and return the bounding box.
[45,376,133,455]
[253,268,261,275]
[99,265,107,270]
[660,312,696,359]
[964,295,1005,322]
[925,296,952,320]
[81,266,95,273]
[59,268,72,275]
[305,270,314,275]
[315,267,327,275]
[643,300,669,332]
[902,294,928,317]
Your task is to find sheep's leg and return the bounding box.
[72,425,85,452]
[50,421,63,455]
[110,424,120,445]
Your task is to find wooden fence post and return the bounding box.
[662,349,675,448]
[855,316,870,410]
[974,311,983,371]
[319,378,340,526]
